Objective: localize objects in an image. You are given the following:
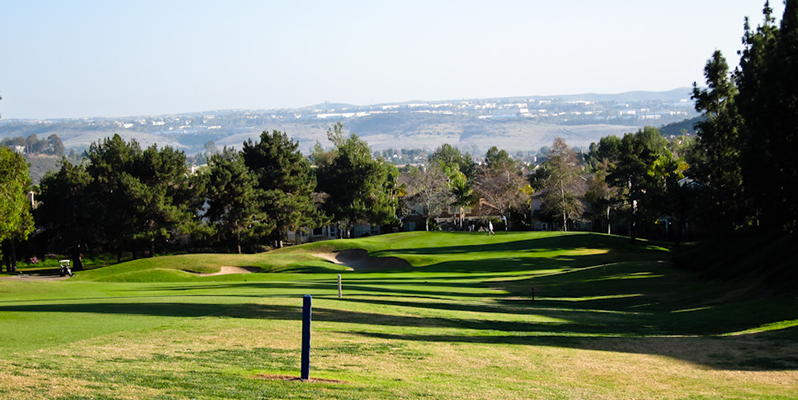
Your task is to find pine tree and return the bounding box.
[85,135,140,261]
[767,0,798,231]
[607,127,670,243]
[736,1,779,227]
[315,124,399,238]
[37,160,95,270]
[692,50,744,231]
[81,135,197,259]
[737,0,798,231]
[206,148,260,254]
[242,131,321,248]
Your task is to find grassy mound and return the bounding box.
[74,252,351,282]
[2,231,796,399]
[72,231,668,282]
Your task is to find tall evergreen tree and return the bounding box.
[765,0,798,231]
[607,127,670,243]
[428,144,476,179]
[242,131,321,248]
[206,148,260,253]
[80,135,196,260]
[85,135,140,260]
[736,0,798,231]
[127,144,195,256]
[692,50,744,231]
[483,146,515,172]
[37,160,95,270]
[316,124,399,238]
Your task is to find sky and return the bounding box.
[0,0,786,120]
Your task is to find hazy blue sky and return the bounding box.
[0,0,785,119]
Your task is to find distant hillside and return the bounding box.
[0,88,697,156]
[555,88,693,103]
[25,154,61,184]
[346,113,639,152]
[660,116,702,136]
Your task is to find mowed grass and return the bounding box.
[0,231,797,400]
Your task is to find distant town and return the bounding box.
[0,88,698,160]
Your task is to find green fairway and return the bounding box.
[1,231,796,399]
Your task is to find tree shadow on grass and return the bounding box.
[0,302,626,335]
[2,298,797,371]
[3,234,795,372]
[345,329,798,372]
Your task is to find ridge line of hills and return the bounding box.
[1,88,698,159]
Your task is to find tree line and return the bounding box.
[1,134,65,157]
[0,121,670,272]
[534,1,798,245]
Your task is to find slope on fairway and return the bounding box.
[69,231,662,282]
[1,231,797,400]
[65,230,797,342]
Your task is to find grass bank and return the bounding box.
[0,231,796,399]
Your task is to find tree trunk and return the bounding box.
[425,217,429,231]
[559,178,566,232]
[628,179,636,244]
[606,206,611,235]
[8,239,17,273]
[2,250,8,273]
[629,200,637,244]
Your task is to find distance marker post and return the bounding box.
[301,295,312,380]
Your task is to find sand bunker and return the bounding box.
[312,249,410,271]
[194,266,259,276]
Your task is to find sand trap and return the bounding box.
[194,266,259,276]
[312,249,410,271]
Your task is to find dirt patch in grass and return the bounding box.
[254,374,349,384]
[312,249,410,271]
